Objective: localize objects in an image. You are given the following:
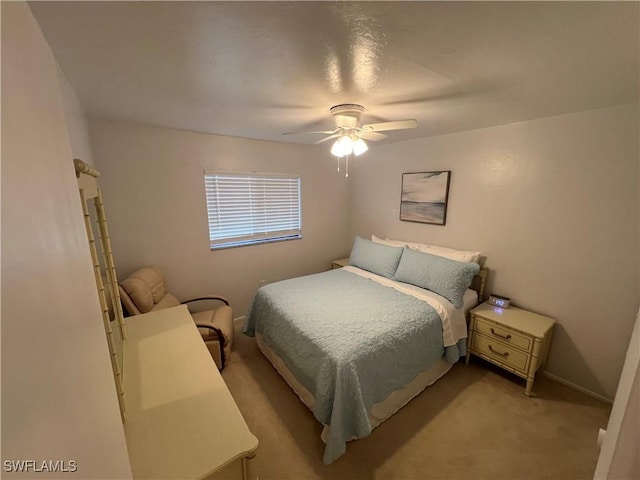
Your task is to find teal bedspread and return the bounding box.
[243,268,463,464]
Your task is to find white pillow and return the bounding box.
[404,240,431,252]
[371,234,480,263]
[371,234,407,248]
[412,243,482,263]
[372,234,433,253]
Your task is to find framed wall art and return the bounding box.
[400,171,451,225]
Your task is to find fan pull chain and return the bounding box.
[345,155,349,178]
[337,156,340,173]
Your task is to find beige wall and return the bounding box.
[349,103,639,400]
[1,3,132,478]
[88,119,350,316]
[56,66,95,165]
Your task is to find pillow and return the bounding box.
[371,234,430,251]
[393,247,480,307]
[349,236,403,278]
[411,243,482,264]
[405,240,432,252]
[371,234,407,248]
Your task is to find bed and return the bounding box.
[243,236,487,464]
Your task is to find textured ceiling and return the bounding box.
[30,1,639,146]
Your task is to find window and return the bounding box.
[204,171,302,249]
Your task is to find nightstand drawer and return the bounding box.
[475,317,532,352]
[472,333,529,373]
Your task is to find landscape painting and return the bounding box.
[400,171,451,225]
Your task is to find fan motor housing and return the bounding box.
[330,104,364,129]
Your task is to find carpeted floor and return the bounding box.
[221,329,611,480]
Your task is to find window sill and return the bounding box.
[210,234,302,251]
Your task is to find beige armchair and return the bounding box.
[119,266,233,370]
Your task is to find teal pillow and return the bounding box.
[393,247,480,307]
[348,236,403,279]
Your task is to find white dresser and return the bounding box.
[123,305,258,479]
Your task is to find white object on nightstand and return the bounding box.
[466,301,555,396]
[331,257,350,269]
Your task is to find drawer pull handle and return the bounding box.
[488,345,509,357]
[490,328,512,340]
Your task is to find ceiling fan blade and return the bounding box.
[358,131,387,142]
[378,79,506,107]
[282,129,337,136]
[360,119,418,132]
[314,134,340,144]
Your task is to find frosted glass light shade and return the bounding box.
[331,135,354,157]
[330,139,342,157]
[352,137,368,156]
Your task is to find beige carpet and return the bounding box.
[222,330,611,480]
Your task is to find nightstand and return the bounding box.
[466,302,555,396]
[331,257,349,269]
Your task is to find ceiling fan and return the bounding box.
[283,104,418,158]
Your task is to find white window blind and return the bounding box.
[204,171,301,249]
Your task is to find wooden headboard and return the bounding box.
[472,267,489,301]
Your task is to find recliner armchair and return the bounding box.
[118,266,233,370]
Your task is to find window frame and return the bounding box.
[203,170,302,250]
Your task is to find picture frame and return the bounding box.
[400,171,451,225]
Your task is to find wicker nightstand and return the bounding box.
[331,257,349,269]
[466,302,555,396]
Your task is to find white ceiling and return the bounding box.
[30,1,639,146]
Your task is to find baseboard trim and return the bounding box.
[542,371,613,405]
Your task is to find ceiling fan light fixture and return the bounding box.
[330,138,345,157]
[331,135,354,157]
[352,136,368,156]
[330,139,342,157]
[287,103,416,162]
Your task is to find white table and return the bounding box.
[123,305,258,479]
